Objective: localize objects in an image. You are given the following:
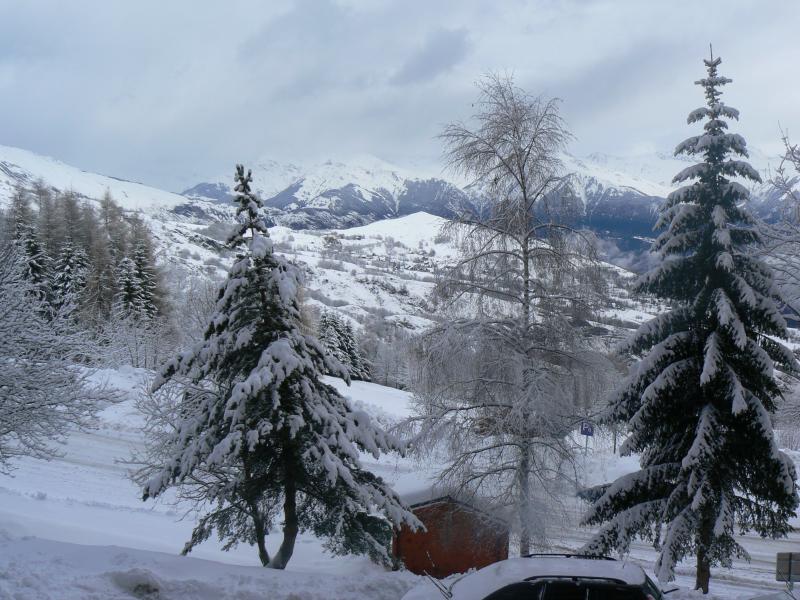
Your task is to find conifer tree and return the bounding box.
[343,321,371,381]
[132,241,158,319]
[581,52,799,593]
[52,240,89,319]
[15,222,52,310]
[0,242,108,470]
[115,256,145,318]
[318,311,350,370]
[318,312,371,381]
[141,164,417,569]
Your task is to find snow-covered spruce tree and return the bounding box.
[52,240,89,319]
[132,241,159,319]
[318,312,372,381]
[115,256,145,318]
[343,321,371,381]
[15,221,53,311]
[407,74,604,555]
[318,311,350,371]
[580,53,799,593]
[140,164,418,569]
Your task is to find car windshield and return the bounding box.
[481,580,650,600]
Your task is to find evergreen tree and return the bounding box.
[52,240,89,319]
[115,256,145,318]
[141,164,417,569]
[318,313,371,381]
[581,52,799,593]
[132,240,159,319]
[343,321,371,381]
[318,311,350,371]
[15,222,52,310]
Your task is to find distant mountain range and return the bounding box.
[0,143,793,270]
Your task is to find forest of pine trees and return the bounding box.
[2,183,165,327]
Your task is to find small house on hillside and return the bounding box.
[393,495,509,578]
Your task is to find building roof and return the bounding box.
[406,495,508,529]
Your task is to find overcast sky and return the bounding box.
[1,0,798,191]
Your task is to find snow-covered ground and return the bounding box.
[0,365,795,599]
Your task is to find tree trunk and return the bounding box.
[242,451,271,567]
[252,511,271,567]
[695,550,711,593]
[268,472,299,569]
[518,440,531,556]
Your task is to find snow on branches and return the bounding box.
[581,54,799,593]
[140,164,416,570]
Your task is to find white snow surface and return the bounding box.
[0,144,190,211]
[0,366,797,599]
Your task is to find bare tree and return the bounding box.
[0,241,111,471]
[757,131,800,316]
[405,74,606,554]
[773,131,800,209]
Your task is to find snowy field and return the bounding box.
[0,366,795,599]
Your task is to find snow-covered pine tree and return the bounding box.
[343,321,371,381]
[132,241,158,319]
[141,164,418,569]
[115,256,145,318]
[318,312,371,381]
[581,52,799,593]
[15,221,52,311]
[318,311,351,371]
[52,240,89,319]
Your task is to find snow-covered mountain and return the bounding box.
[181,149,784,248]
[183,154,469,229]
[0,143,792,272]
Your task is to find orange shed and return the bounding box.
[393,495,509,578]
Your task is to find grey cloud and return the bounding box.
[0,0,798,191]
[391,28,471,85]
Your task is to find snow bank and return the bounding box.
[0,534,418,600]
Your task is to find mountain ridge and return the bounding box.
[0,142,792,269]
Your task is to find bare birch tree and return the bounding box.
[757,132,800,316]
[406,74,607,554]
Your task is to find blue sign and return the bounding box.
[580,421,594,436]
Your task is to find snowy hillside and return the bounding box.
[0,144,187,212]
[0,141,667,336]
[0,144,233,230]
